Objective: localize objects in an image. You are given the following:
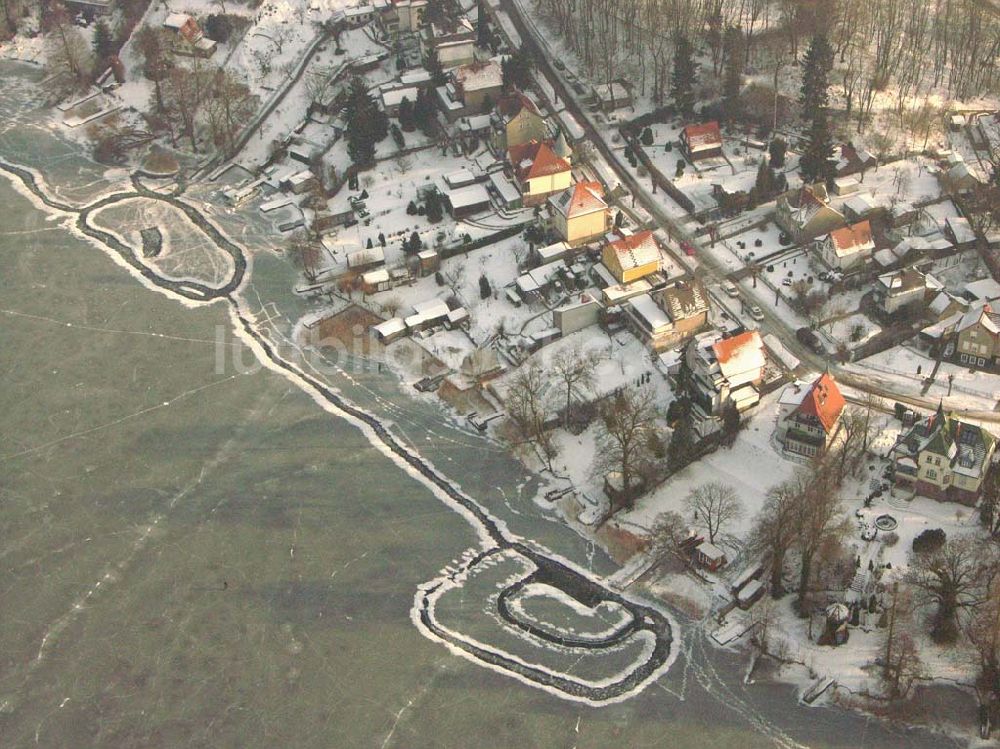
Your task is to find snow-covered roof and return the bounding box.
[380,86,418,108]
[947,216,976,244]
[550,181,606,218]
[362,268,390,284]
[628,293,671,331]
[164,13,192,29]
[712,330,765,380]
[606,230,659,270]
[682,121,722,152]
[964,278,1000,301]
[843,192,877,216]
[373,317,406,337]
[346,246,385,268]
[444,182,490,210]
[828,220,874,256]
[736,579,763,603]
[697,542,726,562]
[488,171,520,204]
[452,60,502,92]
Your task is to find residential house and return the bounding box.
[842,192,879,222]
[379,85,419,117]
[945,216,977,248]
[874,268,933,316]
[820,220,875,271]
[834,143,877,178]
[954,303,1000,369]
[695,541,727,572]
[451,61,503,112]
[163,13,216,57]
[892,403,996,505]
[592,81,632,112]
[507,139,572,206]
[775,184,846,243]
[686,330,766,438]
[945,161,981,194]
[624,280,709,351]
[421,19,476,69]
[775,373,846,458]
[376,0,427,37]
[548,181,610,246]
[491,93,548,152]
[679,121,723,162]
[442,183,491,218]
[601,230,660,284]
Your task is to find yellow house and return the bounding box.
[492,93,548,151]
[549,181,610,246]
[601,230,660,283]
[508,140,572,206]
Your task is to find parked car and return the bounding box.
[796,327,825,355]
[749,305,765,321]
[781,277,792,287]
[722,279,739,297]
[553,59,566,71]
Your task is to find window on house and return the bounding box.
[927,469,937,480]
[961,353,968,363]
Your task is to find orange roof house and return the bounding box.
[822,219,875,270]
[680,121,723,161]
[777,373,846,457]
[601,230,660,283]
[548,181,610,246]
[507,139,572,205]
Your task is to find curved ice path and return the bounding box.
[0,159,677,705]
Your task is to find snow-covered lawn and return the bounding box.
[847,344,1000,412]
[622,392,798,544]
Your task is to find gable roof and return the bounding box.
[657,281,709,322]
[605,230,659,270]
[682,121,722,151]
[452,60,503,93]
[794,373,846,433]
[957,302,1000,335]
[551,181,606,218]
[496,92,540,120]
[712,330,765,377]
[829,220,874,255]
[508,140,571,181]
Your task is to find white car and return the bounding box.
[722,280,739,297]
[749,305,765,321]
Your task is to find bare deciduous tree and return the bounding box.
[506,360,555,469]
[683,481,742,545]
[597,387,659,516]
[907,538,996,643]
[551,345,600,428]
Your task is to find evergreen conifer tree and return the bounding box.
[670,35,697,117]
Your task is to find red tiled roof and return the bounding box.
[830,220,873,251]
[796,373,846,433]
[606,230,658,268]
[508,140,571,181]
[682,121,722,150]
[713,330,760,365]
[559,181,605,217]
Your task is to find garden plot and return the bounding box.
[90,197,235,286]
[366,234,535,343]
[824,313,880,347]
[622,392,798,544]
[322,148,526,272]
